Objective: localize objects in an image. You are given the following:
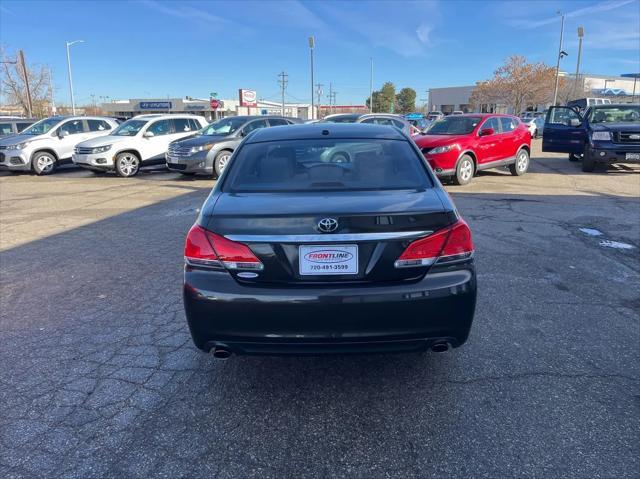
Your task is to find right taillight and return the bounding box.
[184,224,263,270]
[395,219,473,268]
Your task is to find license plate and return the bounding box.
[625,153,640,160]
[299,245,358,275]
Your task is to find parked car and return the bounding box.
[0,117,36,138]
[182,123,476,357]
[321,113,417,136]
[404,112,432,132]
[414,114,531,185]
[166,115,301,177]
[72,114,207,177]
[520,117,545,138]
[0,116,119,175]
[542,104,640,172]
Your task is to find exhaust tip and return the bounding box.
[211,347,232,360]
[431,342,451,353]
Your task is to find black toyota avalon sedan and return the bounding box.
[183,123,476,357]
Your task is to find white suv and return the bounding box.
[0,116,119,175]
[72,114,207,177]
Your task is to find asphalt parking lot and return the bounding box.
[1,139,638,478]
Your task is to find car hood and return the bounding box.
[591,122,640,132]
[172,134,230,147]
[415,134,467,148]
[76,135,132,148]
[0,133,44,146]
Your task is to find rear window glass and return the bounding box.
[224,139,430,192]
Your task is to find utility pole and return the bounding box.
[328,82,333,114]
[278,71,288,117]
[330,90,337,112]
[90,93,96,114]
[552,12,565,106]
[572,27,584,100]
[315,83,323,118]
[369,57,373,113]
[49,68,56,115]
[309,36,315,120]
[18,50,33,118]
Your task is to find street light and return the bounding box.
[66,40,84,115]
[552,12,566,106]
[309,36,315,120]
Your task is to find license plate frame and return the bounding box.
[299,244,358,276]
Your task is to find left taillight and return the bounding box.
[395,219,474,268]
[184,224,263,270]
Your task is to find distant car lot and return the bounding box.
[1,139,638,477]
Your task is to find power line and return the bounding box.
[278,71,288,116]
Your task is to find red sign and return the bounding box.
[210,99,220,110]
[239,89,257,107]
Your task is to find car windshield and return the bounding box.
[224,138,431,192]
[111,119,148,136]
[588,106,640,123]
[199,117,247,135]
[425,116,482,135]
[21,117,62,135]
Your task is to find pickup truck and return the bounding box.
[542,104,640,172]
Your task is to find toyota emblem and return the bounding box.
[317,218,338,233]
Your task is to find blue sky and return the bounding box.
[1,0,639,106]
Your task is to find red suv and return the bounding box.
[415,114,531,185]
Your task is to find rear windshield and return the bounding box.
[224,139,431,192]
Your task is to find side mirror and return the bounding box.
[569,118,582,127]
[143,131,155,138]
[479,128,494,137]
[58,130,69,138]
[240,129,247,137]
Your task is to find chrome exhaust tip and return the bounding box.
[211,347,232,360]
[431,342,451,353]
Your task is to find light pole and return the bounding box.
[572,27,584,100]
[66,40,84,115]
[309,36,315,120]
[369,57,373,113]
[552,12,566,106]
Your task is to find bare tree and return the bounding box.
[1,47,52,118]
[470,55,561,113]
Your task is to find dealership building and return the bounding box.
[101,96,313,121]
[428,73,639,114]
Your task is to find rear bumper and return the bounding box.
[184,266,477,355]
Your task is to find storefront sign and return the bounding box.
[239,89,257,107]
[139,102,172,110]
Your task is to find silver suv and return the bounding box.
[0,116,119,175]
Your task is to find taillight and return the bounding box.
[184,224,263,270]
[395,219,473,268]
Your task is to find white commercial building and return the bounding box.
[428,73,639,115]
[101,98,313,121]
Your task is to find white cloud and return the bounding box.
[513,0,638,29]
[416,23,432,44]
[139,0,231,27]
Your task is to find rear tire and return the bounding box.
[581,146,596,172]
[453,155,474,185]
[509,149,529,176]
[115,152,141,177]
[32,151,57,175]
